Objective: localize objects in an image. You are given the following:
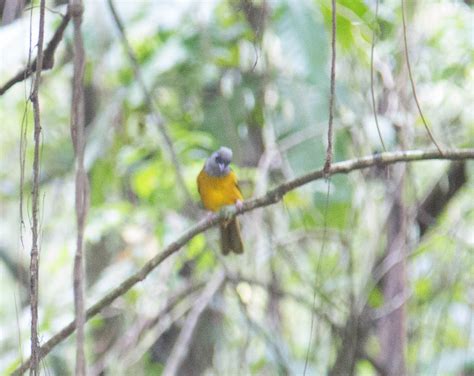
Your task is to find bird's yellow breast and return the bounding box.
[197,169,243,212]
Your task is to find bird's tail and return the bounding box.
[220,218,243,255]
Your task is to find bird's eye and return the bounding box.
[215,156,223,164]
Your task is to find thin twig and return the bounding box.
[106,0,192,204]
[401,0,443,154]
[69,0,88,374]
[308,6,338,364]
[14,291,24,364]
[0,10,71,96]
[15,6,35,360]
[304,180,331,375]
[162,270,225,376]
[24,4,65,16]
[323,0,337,174]
[19,0,35,248]
[370,0,387,151]
[29,0,46,374]
[11,148,474,374]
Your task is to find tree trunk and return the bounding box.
[377,166,407,376]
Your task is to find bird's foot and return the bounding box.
[235,200,243,213]
[220,206,234,221]
[204,211,216,225]
[220,201,243,222]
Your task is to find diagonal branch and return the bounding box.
[416,161,466,236]
[12,147,474,375]
[401,0,443,153]
[0,9,71,96]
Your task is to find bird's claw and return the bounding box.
[204,211,215,225]
[235,200,243,213]
[220,201,243,222]
[220,206,235,221]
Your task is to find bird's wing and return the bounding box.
[229,170,243,200]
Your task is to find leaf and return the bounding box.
[132,161,159,200]
[368,287,384,308]
[414,277,432,302]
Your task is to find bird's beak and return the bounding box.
[218,162,225,173]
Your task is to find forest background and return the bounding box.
[0,0,473,375]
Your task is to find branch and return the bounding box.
[401,0,443,153]
[12,147,474,374]
[69,0,88,374]
[372,290,412,321]
[323,0,337,173]
[29,1,46,374]
[0,9,70,96]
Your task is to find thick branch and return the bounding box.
[378,164,407,376]
[12,148,474,374]
[0,10,70,96]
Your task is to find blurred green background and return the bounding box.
[0,0,473,374]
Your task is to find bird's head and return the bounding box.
[204,146,233,177]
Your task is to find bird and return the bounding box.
[197,147,244,255]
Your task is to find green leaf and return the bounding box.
[132,161,159,200]
[414,277,432,302]
[368,287,384,308]
[250,357,267,374]
[355,359,377,376]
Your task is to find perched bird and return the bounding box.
[197,147,244,255]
